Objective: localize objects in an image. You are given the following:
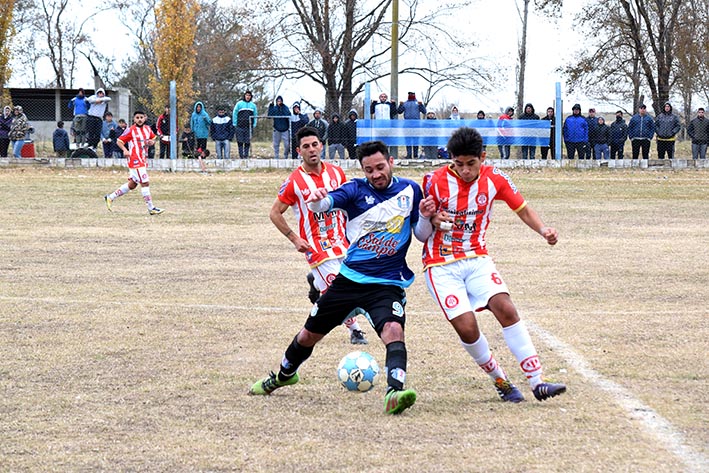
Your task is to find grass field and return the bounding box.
[0,166,707,472]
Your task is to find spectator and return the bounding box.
[593,117,610,160]
[327,112,347,160]
[267,96,290,159]
[9,105,30,158]
[562,103,588,160]
[190,101,212,154]
[476,110,485,119]
[53,121,71,158]
[540,107,555,160]
[180,122,197,158]
[423,111,439,159]
[68,88,89,146]
[497,106,514,159]
[86,88,111,149]
[370,92,397,119]
[687,108,708,160]
[101,112,119,158]
[628,104,655,159]
[450,105,461,120]
[232,90,258,159]
[0,105,12,157]
[654,102,681,159]
[307,108,328,158]
[210,105,235,159]
[290,102,309,159]
[114,119,128,158]
[609,111,628,159]
[519,103,539,159]
[345,108,359,159]
[397,92,426,158]
[156,106,172,159]
[585,108,598,159]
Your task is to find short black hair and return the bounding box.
[57,121,64,127]
[447,127,484,158]
[699,107,705,112]
[356,140,389,163]
[133,110,146,117]
[295,126,320,145]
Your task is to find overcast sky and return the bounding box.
[10,0,594,114]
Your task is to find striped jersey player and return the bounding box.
[269,126,368,344]
[103,110,164,215]
[415,126,566,403]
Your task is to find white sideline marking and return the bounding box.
[2,295,707,471]
[527,320,708,473]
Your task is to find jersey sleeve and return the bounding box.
[277,176,297,206]
[492,168,526,211]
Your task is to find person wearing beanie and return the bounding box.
[609,110,628,159]
[654,102,680,159]
[290,102,309,159]
[233,90,258,158]
[562,104,588,159]
[397,91,426,158]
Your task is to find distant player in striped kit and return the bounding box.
[104,111,164,215]
[269,126,367,344]
[414,126,566,402]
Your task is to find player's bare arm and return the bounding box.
[269,198,312,253]
[517,206,558,246]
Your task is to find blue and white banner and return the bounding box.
[356,119,551,147]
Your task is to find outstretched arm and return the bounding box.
[517,205,558,245]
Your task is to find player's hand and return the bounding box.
[540,226,558,246]
[419,195,436,218]
[306,187,329,203]
[146,139,155,146]
[432,210,454,231]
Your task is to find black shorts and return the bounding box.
[304,274,407,336]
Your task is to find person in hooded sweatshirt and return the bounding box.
[327,112,347,160]
[344,109,359,159]
[593,116,610,160]
[307,109,328,158]
[190,101,212,154]
[654,102,681,159]
[609,110,628,159]
[268,96,291,159]
[86,88,111,149]
[290,102,309,159]
[540,107,556,160]
[0,105,13,157]
[397,92,426,158]
[450,105,461,120]
[233,90,258,158]
[519,103,539,159]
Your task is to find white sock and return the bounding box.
[141,186,154,209]
[502,320,543,388]
[344,317,362,332]
[109,183,131,200]
[461,333,507,382]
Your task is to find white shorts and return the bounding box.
[128,167,149,185]
[310,258,343,293]
[424,256,509,321]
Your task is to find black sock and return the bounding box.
[279,335,314,380]
[385,341,407,392]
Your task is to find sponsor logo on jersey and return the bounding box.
[444,294,459,308]
[439,245,453,256]
[320,240,332,251]
[365,195,375,205]
[358,233,398,257]
[385,215,404,233]
[396,195,411,210]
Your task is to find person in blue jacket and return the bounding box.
[190,101,212,154]
[562,103,588,159]
[627,104,655,159]
[268,96,291,159]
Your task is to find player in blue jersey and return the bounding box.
[249,140,437,415]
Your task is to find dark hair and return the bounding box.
[295,126,320,145]
[698,107,705,112]
[57,121,64,127]
[133,110,146,117]
[356,140,389,163]
[447,127,483,158]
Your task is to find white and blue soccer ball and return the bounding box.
[337,351,380,392]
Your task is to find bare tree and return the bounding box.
[261,0,490,116]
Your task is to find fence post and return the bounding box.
[555,82,563,161]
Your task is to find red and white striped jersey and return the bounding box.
[118,124,155,168]
[421,164,526,269]
[278,162,349,268]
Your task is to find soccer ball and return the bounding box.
[336,351,380,392]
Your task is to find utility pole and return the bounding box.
[390,0,399,158]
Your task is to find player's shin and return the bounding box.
[384,341,407,392]
[502,320,543,387]
[279,335,313,381]
[461,333,507,381]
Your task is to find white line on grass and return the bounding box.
[527,320,708,473]
[3,295,707,471]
